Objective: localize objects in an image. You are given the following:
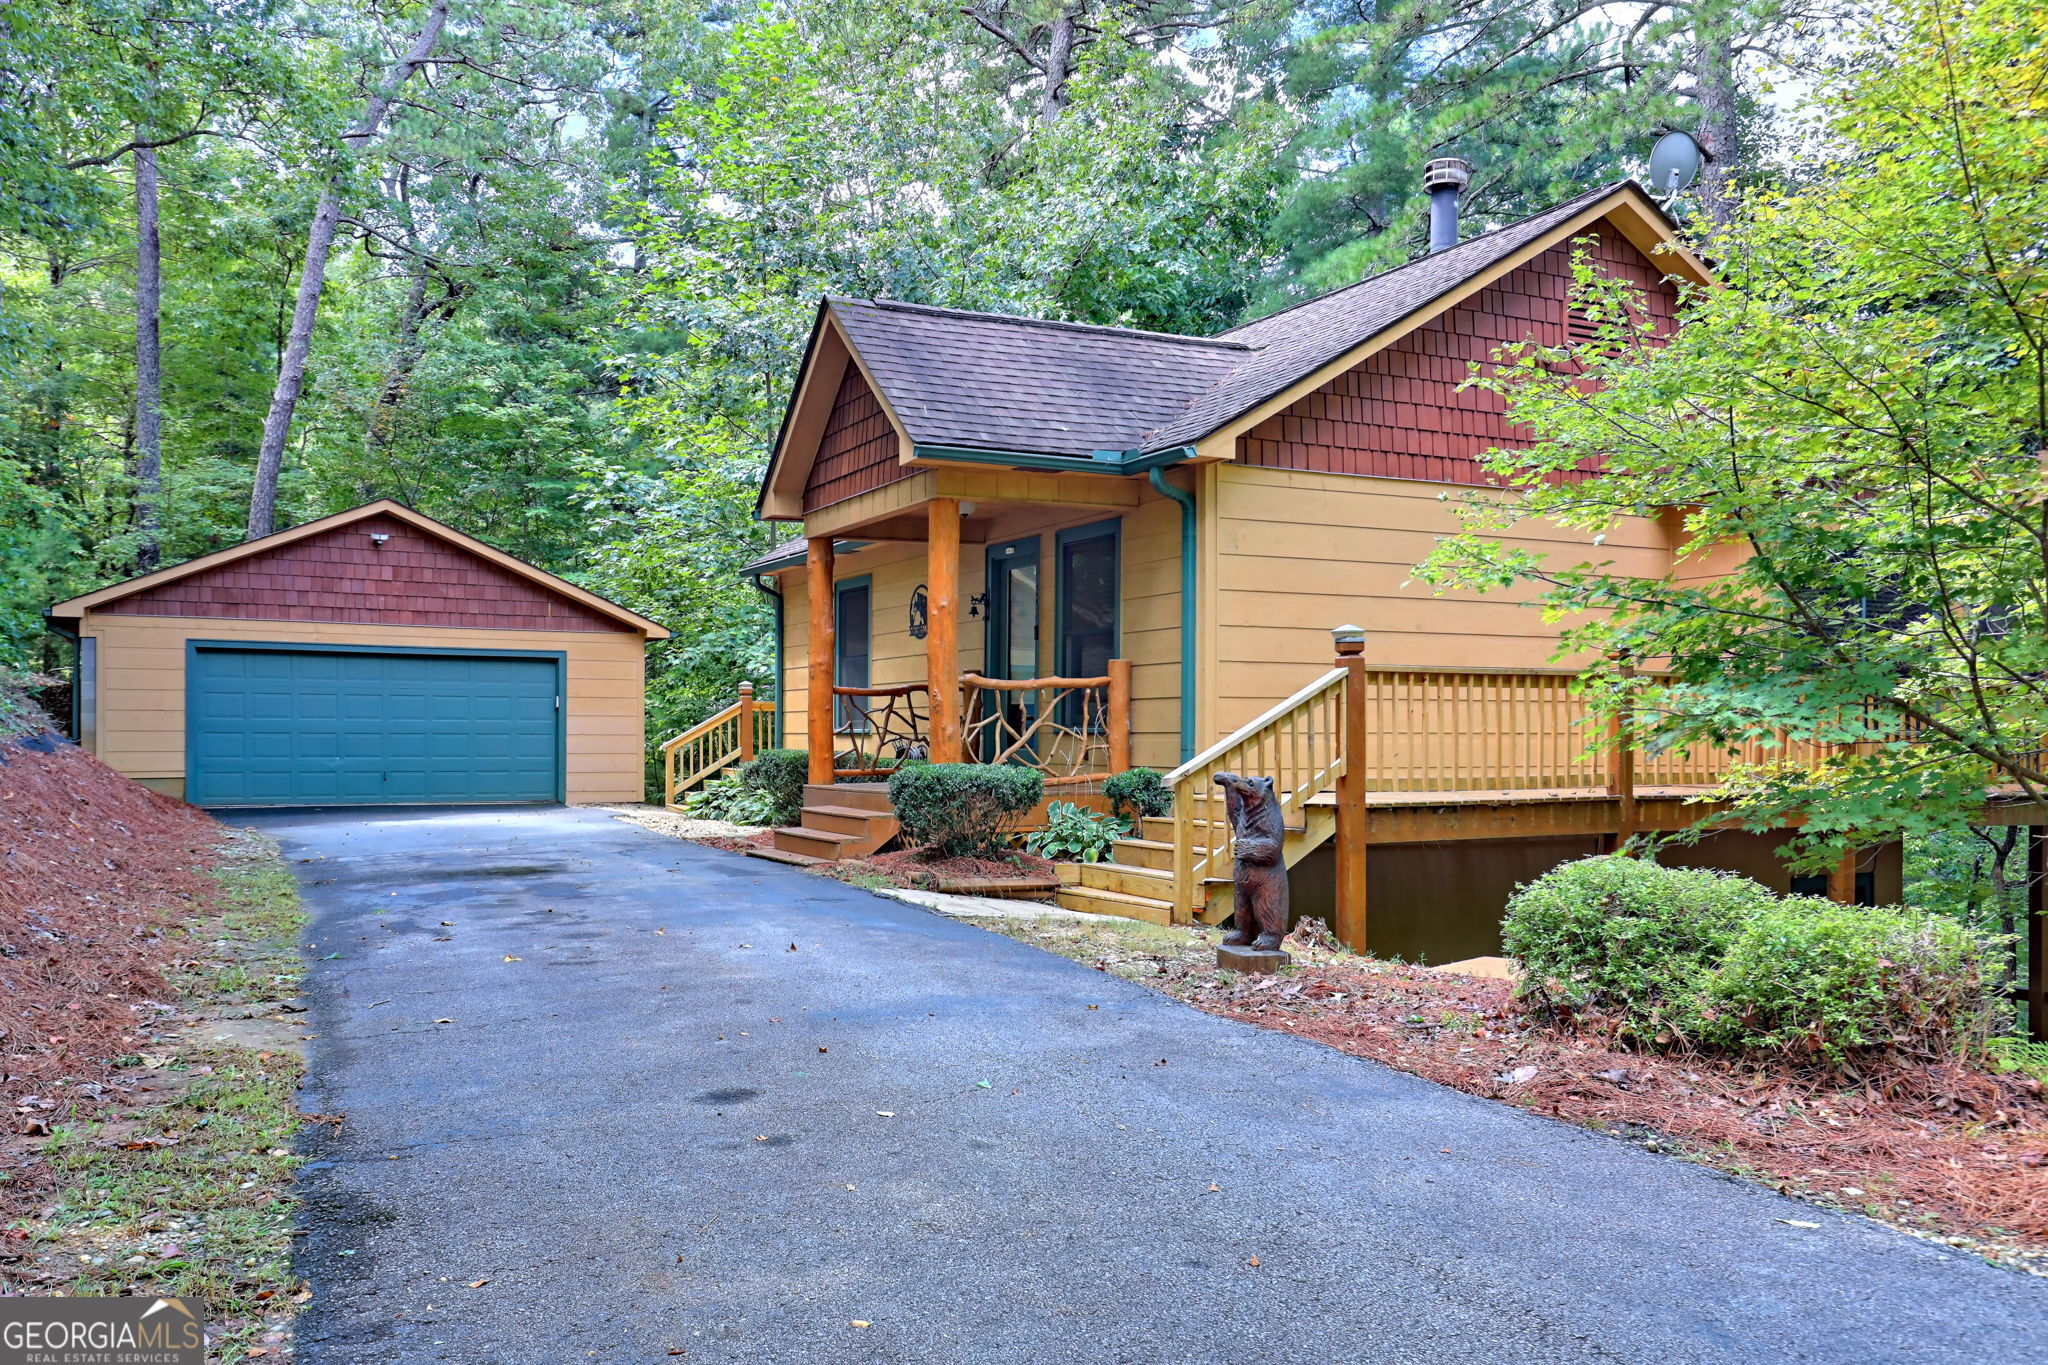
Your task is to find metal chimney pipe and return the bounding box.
[1423,158,1470,253]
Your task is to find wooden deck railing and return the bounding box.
[1162,666,1350,923]
[660,682,775,808]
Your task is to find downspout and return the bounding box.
[1147,468,1197,765]
[752,574,785,747]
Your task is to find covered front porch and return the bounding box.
[759,463,1196,791]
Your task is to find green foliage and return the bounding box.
[1697,899,1997,1065]
[1987,1037,2048,1084]
[684,773,782,827]
[1506,855,2000,1068]
[737,747,809,827]
[1025,801,1130,863]
[1103,767,1172,821]
[1504,855,1765,1032]
[1420,0,2048,868]
[888,763,1044,859]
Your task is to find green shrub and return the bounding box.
[1696,899,1996,1064]
[685,774,782,826]
[1025,801,1129,863]
[1504,855,2001,1067]
[1104,767,1172,821]
[1503,855,1769,1039]
[737,748,808,826]
[888,763,1043,858]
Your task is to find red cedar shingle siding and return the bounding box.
[803,364,907,513]
[1239,231,1679,484]
[100,514,625,632]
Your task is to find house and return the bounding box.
[734,170,1902,959]
[45,500,667,807]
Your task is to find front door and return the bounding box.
[1055,520,1119,725]
[981,537,1040,760]
[834,577,871,733]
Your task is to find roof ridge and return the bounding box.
[1219,179,1634,338]
[833,296,1258,351]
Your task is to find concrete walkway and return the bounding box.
[257,805,2048,1364]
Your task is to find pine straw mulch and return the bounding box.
[978,914,2048,1274]
[1,736,226,1210]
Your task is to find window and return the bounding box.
[834,577,871,731]
[1055,520,1119,723]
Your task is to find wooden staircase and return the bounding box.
[760,782,900,865]
[1054,794,1340,925]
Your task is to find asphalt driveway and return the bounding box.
[257,805,2048,1364]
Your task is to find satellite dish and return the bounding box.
[1648,130,1702,197]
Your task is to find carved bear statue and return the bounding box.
[1213,771,1288,951]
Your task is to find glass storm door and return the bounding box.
[982,538,1040,761]
[834,577,871,732]
[1056,521,1119,727]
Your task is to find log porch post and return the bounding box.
[806,536,836,785]
[926,498,963,763]
[1332,625,1369,954]
[1107,657,1133,774]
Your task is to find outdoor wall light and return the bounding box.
[1331,624,1367,654]
[369,533,390,547]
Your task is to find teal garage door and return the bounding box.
[187,646,561,806]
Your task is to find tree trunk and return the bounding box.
[245,0,453,541]
[359,269,434,491]
[133,140,164,571]
[1038,7,1083,121]
[1691,15,1742,230]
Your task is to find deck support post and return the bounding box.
[737,681,756,764]
[1826,847,1858,904]
[927,498,962,764]
[1604,657,1636,853]
[806,536,836,786]
[2028,825,2046,1042]
[1107,658,1133,774]
[1332,625,1369,954]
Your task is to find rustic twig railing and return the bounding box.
[833,682,929,779]
[960,658,1132,788]
[661,681,775,808]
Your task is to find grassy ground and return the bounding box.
[10,830,308,1360]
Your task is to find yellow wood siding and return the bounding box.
[1208,465,1673,742]
[78,613,648,803]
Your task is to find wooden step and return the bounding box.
[1108,837,1175,871]
[801,804,900,856]
[745,845,832,869]
[1077,859,1175,900]
[771,825,861,861]
[1053,884,1173,925]
[806,781,892,813]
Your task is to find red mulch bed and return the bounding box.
[859,848,1059,885]
[1185,949,2048,1249]
[1,737,223,1185]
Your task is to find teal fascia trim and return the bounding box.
[1147,467,1197,764]
[912,443,1196,475]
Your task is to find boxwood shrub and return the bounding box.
[1103,767,1172,821]
[737,748,808,827]
[888,763,1043,859]
[1502,855,1997,1067]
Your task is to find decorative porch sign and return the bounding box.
[908,584,928,640]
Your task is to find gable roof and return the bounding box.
[764,180,1707,516]
[829,299,1251,459]
[46,500,670,638]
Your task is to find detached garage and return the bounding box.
[45,500,668,807]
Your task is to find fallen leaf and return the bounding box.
[1247,1256,1260,1268]
[851,1320,871,1329]
[654,928,666,936]
[440,921,454,927]
[1777,1220,1820,1229]
[818,1046,828,1054]
[1498,1066,1539,1086]
[468,1279,490,1288]
[1439,1148,1452,1154]
[503,956,522,962]
[974,1079,991,1089]
[434,1018,453,1025]
[1206,1183,1220,1193]
[875,1111,895,1118]
[788,943,798,951]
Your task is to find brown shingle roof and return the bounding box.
[824,181,1640,461]
[830,298,1249,459]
